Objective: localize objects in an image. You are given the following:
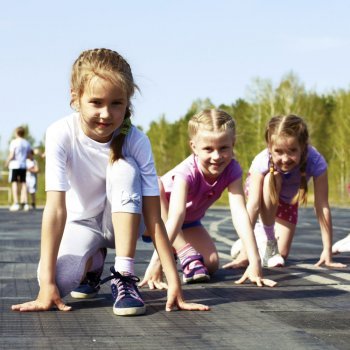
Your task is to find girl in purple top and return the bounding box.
[230,114,346,269]
[140,109,276,289]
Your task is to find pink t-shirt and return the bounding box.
[249,145,327,203]
[161,154,242,223]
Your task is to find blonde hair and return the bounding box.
[265,114,309,205]
[188,109,236,139]
[70,48,138,162]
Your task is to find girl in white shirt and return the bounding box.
[11,48,208,316]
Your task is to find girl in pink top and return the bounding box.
[230,114,346,269]
[140,109,276,289]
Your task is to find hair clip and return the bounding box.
[269,166,274,174]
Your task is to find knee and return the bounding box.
[109,157,142,214]
[55,254,87,297]
[204,252,219,275]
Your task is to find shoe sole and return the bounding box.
[183,274,210,284]
[266,262,285,268]
[70,291,98,299]
[113,305,146,316]
[264,259,285,268]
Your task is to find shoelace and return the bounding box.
[98,266,140,299]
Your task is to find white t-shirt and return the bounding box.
[45,113,159,221]
[9,137,31,169]
[26,158,38,193]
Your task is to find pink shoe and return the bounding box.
[181,254,210,284]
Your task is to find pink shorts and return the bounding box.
[276,200,298,225]
[245,175,298,225]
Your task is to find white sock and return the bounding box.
[114,256,135,275]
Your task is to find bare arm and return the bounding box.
[223,178,276,287]
[142,196,209,311]
[164,177,188,244]
[5,150,15,167]
[313,172,346,268]
[228,178,261,266]
[246,171,264,227]
[139,178,188,289]
[11,191,72,311]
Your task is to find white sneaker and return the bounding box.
[23,204,30,211]
[230,239,242,259]
[259,239,285,267]
[9,203,21,212]
[332,234,350,254]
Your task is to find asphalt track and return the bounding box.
[0,207,349,350]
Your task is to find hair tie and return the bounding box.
[269,166,274,174]
[120,118,132,135]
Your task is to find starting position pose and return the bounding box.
[11,48,208,316]
[140,109,276,289]
[230,114,346,269]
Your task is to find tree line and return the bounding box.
[1,72,349,205]
[147,73,350,205]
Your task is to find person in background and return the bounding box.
[5,126,31,211]
[26,149,39,209]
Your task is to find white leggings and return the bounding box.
[39,157,145,297]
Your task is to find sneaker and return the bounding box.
[105,266,145,316]
[23,204,30,211]
[230,239,242,259]
[181,254,210,284]
[332,233,350,254]
[70,248,107,299]
[259,239,285,267]
[9,203,21,212]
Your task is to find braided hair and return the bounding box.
[188,109,236,139]
[265,114,309,205]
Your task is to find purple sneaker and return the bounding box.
[101,266,146,316]
[181,254,210,284]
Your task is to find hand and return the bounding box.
[11,284,71,312]
[139,258,168,290]
[165,286,210,312]
[222,257,249,269]
[315,250,347,268]
[234,263,277,287]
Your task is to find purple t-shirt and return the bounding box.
[249,145,327,203]
[161,154,242,223]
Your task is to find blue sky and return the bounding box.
[1,0,350,151]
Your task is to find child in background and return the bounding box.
[140,109,276,289]
[26,149,39,209]
[11,48,208,316]
[5,126,31,211]
[230,114,346,269]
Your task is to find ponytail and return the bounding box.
[291,148,308,205]
[268,156,279,206]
